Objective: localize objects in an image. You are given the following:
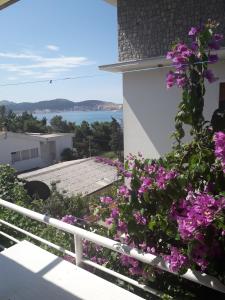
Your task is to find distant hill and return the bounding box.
[0,99,122,112]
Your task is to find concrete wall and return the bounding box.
[0,134,42,172]
[118,0,225,61]
[123,61,225,158]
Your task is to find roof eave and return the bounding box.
[0,0,19,10]
[99,48,225,73]
[104,0,117,6]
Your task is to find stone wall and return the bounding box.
[117,0,225,61]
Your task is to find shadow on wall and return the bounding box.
[123,61,224,158]
[123,68,181,157]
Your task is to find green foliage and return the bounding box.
[0,108,48,133]
[0,164,29,203]
[50,115,76,133]
[61,148,76,161]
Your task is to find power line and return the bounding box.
[0,58,224,87]
[0,74,107,87]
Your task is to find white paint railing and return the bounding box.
[0,198,225,296]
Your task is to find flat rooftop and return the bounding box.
[19,158,118,196]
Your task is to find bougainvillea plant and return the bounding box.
[166,20,223,143]
[62,21,225,298]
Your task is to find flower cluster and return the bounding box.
[164,247,188,273]
[166,23,223,89]
[88,22,225,286]
[172,192,225,240]
[133,211,147,225]
[214,131,225,172]
[61,215,77,225]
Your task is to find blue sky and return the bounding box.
[0,0,122,103]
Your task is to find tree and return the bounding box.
[109,118,124,159]
[74,121,93,158]
[61,148,76,161]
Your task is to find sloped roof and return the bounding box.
[0,0,19,10]
[19,158,118,196]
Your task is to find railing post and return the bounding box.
[74,234,83,267]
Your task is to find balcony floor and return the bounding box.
[0,240,144,300]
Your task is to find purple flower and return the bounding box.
[117,220,128,233]
[188,27,198,36]
[214,131,225,172]
[133,211,147,225]
[166,71,176,88]
[203,69,218,83]
[138,177,152,194]
[191,41,198,51]
[156,167,178,190]
[208,54,218,64]
[118,185,130,198]
[61,215,77,225]
[164,247,188,273]
[100,196,114,204]
[166,51,175,60]
[191,243,209,271]
[111,208,119,219]
[173,193,224,239]
[105,217,114,225]
[129,266,143,276]
[213,33,224,42]
[177,217,198,239]
[176,76,187,88]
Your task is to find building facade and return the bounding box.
[101,0,225,158]
[0,132,73,172]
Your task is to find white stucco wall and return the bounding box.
[0,133,42,172]
[0,133,73,172]
[123,61,225,158]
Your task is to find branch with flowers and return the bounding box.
[61,21,225,299]
[166,20,223,143]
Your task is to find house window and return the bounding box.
[30,148,39,159]
[219,82,225,103]
[11,148,39,164]
[11,151,21,164]
[21,149,30,160]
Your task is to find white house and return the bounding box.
[100,0,225,158]
[0,131,73,172]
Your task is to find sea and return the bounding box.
[34,110,123,125]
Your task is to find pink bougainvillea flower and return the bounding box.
[203,69,218,83]
[100,196,114,204]
[188,27,198,36]
[61,215,77,225]
[133,211,147,225]
[118,185,130,198]
[164,247,188,273]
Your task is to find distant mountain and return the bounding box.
[0,99,122,112]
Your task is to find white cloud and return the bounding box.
[7,76,18,81]
[46,45,60,51]
[0,50,94,79]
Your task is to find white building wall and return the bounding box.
[0,134,42,172]
[123,61,225,158]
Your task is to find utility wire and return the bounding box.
[0,58,224,87]
[0,74,107,87]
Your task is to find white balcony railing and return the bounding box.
[0,198,225,297]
